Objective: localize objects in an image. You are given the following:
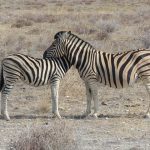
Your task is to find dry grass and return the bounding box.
[0,1,150,150]
[140,32,150,49]
[11,19,33,28]
[37,98,50,114]
[9,120,78,150]
[22,13,59,24]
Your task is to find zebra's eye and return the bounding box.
[52,43,56,47]
[52,41,58,46]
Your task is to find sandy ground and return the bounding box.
[0,76,150,150]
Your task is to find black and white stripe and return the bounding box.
[43,31,150,118]
[0,53,71,120]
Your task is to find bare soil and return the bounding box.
[0,0,150,149]
[0,77,150,150]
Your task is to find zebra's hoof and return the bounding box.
[52,113,62,119]
[4,115,10,121]
[92,113,98,119]
[144,113,150,119]
[82,111,92,117]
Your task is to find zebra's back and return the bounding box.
[2,54,70,86]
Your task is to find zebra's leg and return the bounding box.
[83,82,92,116]
[1,84,13,121]
[50,79,61,119]
[143,82,150,118]
[90,84,98,118]
[85,81,98,118]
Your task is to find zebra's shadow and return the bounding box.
[62,113,145,119]
[0,113,145,120]
[0,114,51,120]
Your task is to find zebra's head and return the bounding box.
[43,31,71,59]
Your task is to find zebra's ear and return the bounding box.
[63,31,71,39]
[54,31,71,40]
[54,33,59,39]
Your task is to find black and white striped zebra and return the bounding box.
[0,53,71,120]
[43,31,150,118]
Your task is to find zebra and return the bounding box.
[43,31,150,119]
[0,53,71,120]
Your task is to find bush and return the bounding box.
[96,19,119,33]
[74,26,96,35]
[9,121,78,150]
[23,13,58,23]
[140,33,150,49]
[96,30,109,40]
[11,19,32,28]
[95,19,119,40]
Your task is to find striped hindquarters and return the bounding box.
[95,49,150,88]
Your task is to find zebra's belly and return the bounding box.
[80,73,138,89]
[99,73,139,89]
[22,78,49,87]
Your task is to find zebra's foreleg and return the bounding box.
[50,80,61,119]
[87,81,98,118]
[83,82,92,117]
[1,85,13,121]
[91,85,98,118]
[143,82,150,118]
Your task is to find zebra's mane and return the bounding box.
[68,32,97,52]
[68,33,146,55]
[54,31,97,52]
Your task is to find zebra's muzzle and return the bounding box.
[43,51,47,59]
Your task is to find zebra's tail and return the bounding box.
[0,65,4,92]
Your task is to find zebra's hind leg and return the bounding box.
[143,82,150,118]
[50,80,61,119]
[1,84,13,121]
[83,82,92,117]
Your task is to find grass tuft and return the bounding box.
[9,120,78,150]
[140,33,150,49]
[11,19,32,28]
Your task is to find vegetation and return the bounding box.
[9,120,78,150]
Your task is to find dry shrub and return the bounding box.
[26,28,40,35]
[96,19,119,33]
[140,33,150,49]
[119,13,141,25]
[24,0,46,8]
[95,19,119,40]
[82,0,95,5]
[3,35,27,54]
[24,13,58,23]
[9,121,78,150]
[55,2,63,7]
[11,19,32,28]
[96,30,109,40]
[118,6,150,26]
[74,23,96,35]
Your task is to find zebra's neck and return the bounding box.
[58,56,72,72]
[65,34,96,70]
[49,56,72,73]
